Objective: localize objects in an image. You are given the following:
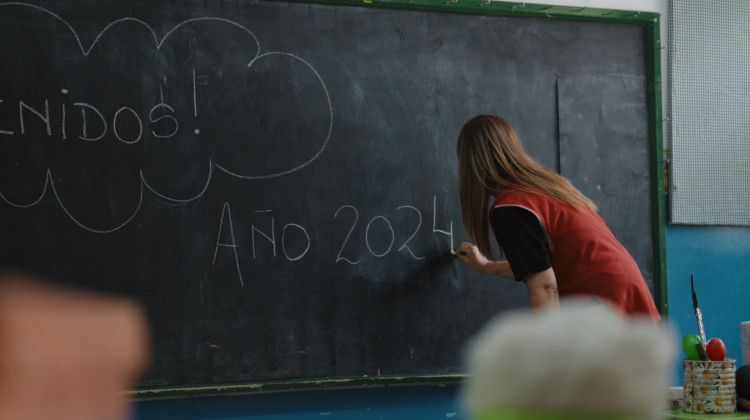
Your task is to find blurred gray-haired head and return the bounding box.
[461,299,674,420]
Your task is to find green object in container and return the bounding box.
[682,334,702,360]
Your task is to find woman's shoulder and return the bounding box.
[494,187,551,206]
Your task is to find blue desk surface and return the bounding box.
[133,384,466,420]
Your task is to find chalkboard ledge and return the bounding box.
[130,374,468,400]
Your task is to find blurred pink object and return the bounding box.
[0,274,151,420]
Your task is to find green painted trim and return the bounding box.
[643,13,669,318]
[131,374,466,400]
[293,0,659,23]
[131,0,666,397]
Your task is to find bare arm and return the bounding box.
[455,242,558,309]
[522,267,559,309]
[454,242,515,279]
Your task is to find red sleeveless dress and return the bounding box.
[492,189,661,322]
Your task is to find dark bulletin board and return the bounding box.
[0,0,664,392]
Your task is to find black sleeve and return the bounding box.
[491,206,552,281]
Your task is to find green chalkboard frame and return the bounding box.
[126,0,666,398]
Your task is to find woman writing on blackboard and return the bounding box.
[453,115,660,322]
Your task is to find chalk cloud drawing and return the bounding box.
[0,2,333,233]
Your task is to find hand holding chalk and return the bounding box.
[451,247,470,258]
[453,242,492,274]
[450,248,471,258]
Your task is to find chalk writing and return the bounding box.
[282,224,311,262]
[214,51,332,180]
[0,3,332,230]
[203,195,456,286]
[432,196,454,251]
[4,97,179,143]
[332,197,452,266]
[335,205,361,265]
[0,3,460,289]
[397,205,425,260]
[365,216,395,257]
[251,212,277,259]
[213,202,244,287]
[247,210,312,262]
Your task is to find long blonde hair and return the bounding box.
[457,115,597,258]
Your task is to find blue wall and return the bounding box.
[665,225,750,384]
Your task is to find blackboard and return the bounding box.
[0,0,664,391]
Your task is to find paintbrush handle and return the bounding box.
[695,308,707,344]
